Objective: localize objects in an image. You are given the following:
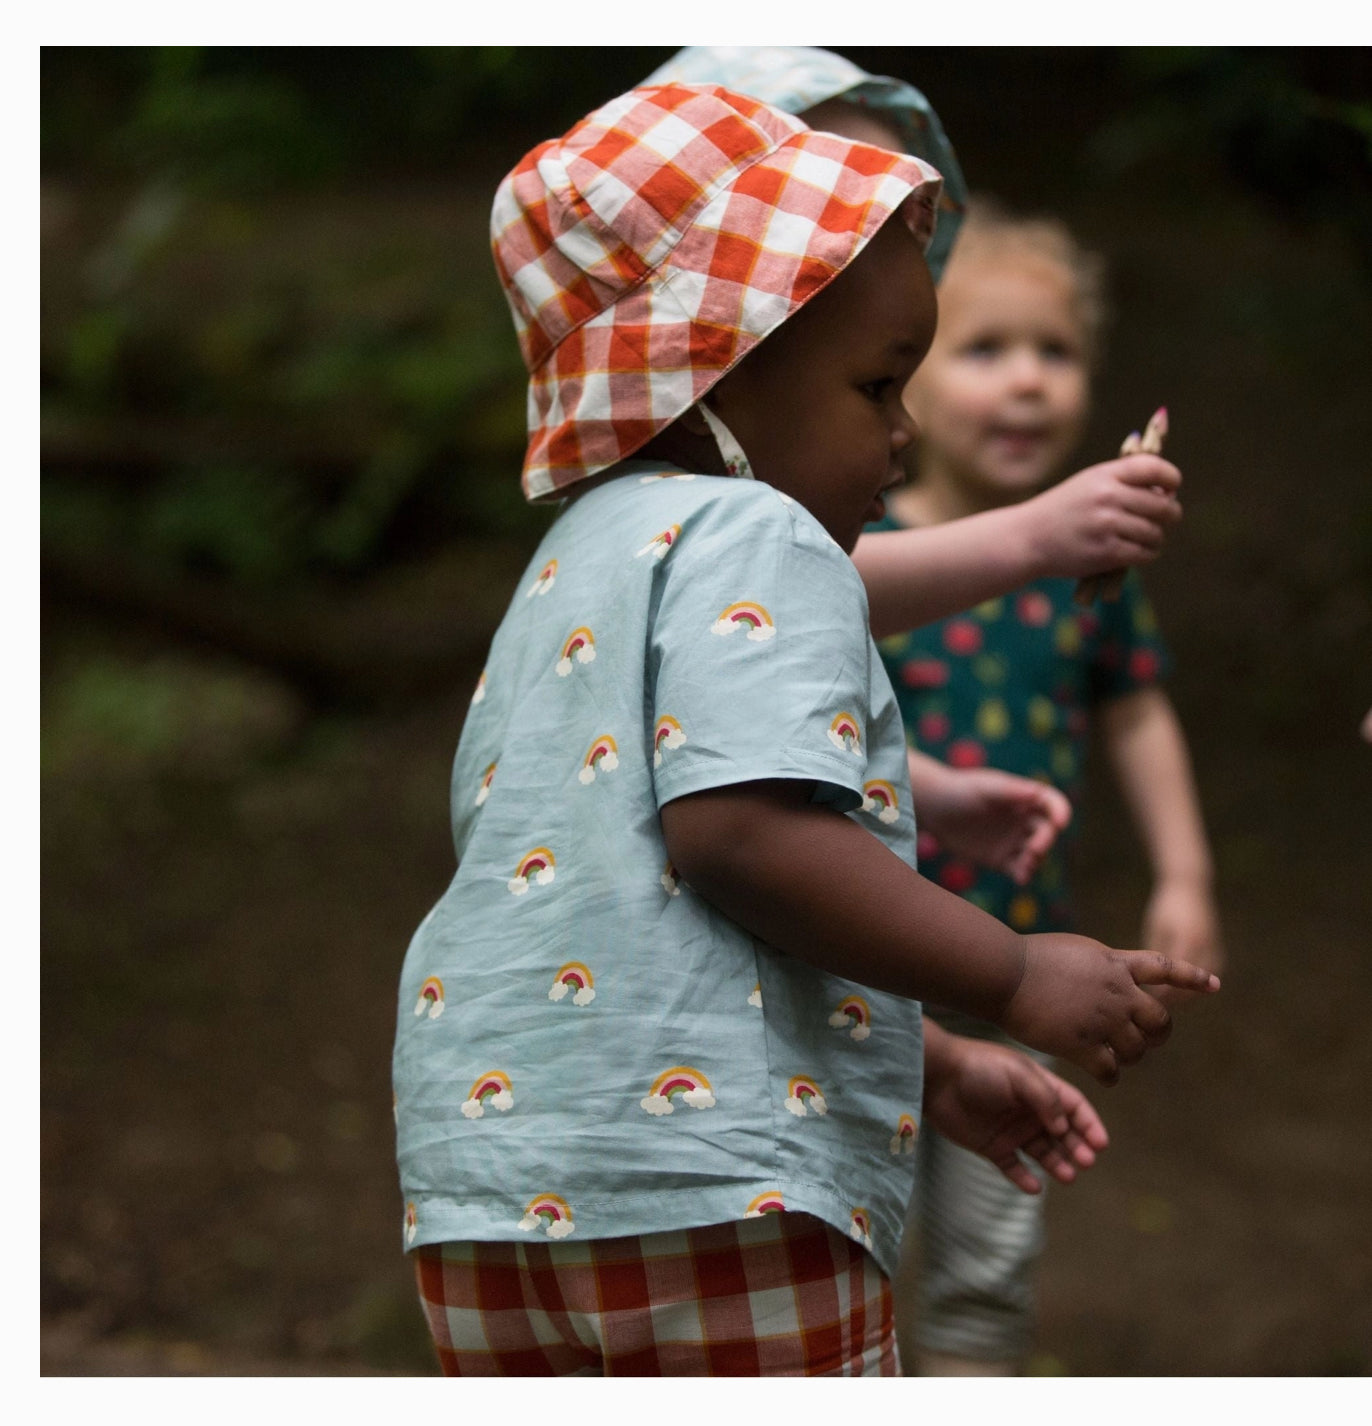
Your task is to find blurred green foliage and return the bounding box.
[41,47,1372,602]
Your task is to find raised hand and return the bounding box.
[999,933,1220,1085]
[922,1030,1109,1193]
[1026,446,1180,582]
[908,750,1071,885]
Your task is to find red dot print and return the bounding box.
[918,711,950,744]
[944,620,983,656]
[1129,649,1160,682]
[939,861,977,894]
[1016,591,1053,627]
[917,830,942,861]
[947,739,987,769]
[902,659,950,689]
[1078,610,1101,638]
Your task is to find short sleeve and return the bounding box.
[648,486,876,813]
[1088,569,1173,704]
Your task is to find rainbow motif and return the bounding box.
[861,779,900,825]
[635,524,681,562]
[404,1201,418,1244]
[508,846,556,896]
[747,982,763,1009]
[711,600,777,642]
[413,975,445,1020]
[555,627,597,677]
[475,761,497,807]
[526,558,558,598]
[652,715,687,768]
[462,1069,514,1119]
[828,994,872,1042]
[784,1075,828,1117]
[641,1065,716,1116]
[889,1113,919,1156]
[744,1191,786,1218]
[639,471,696,484]
[577,734,619,785]
[517,1192,575,1239]
[827,712,862,754]
[548,961,596,1006]
[660,860,680,896]
[470,670,487,705]
[849,1207,874,1249]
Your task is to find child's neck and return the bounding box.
[888,458,1014,528]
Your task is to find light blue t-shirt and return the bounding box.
[393,463,924,1277]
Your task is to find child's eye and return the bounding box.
[963,338,1001,360]
[859,377,896,403]
[1040,340,1079,363]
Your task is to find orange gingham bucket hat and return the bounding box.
[491,82,944,501]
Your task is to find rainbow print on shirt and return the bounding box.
[849,1207,874,1250]
[661,860,681,896]
[889,1113,919,1155]
[710,600,777,642]
[470,670,487,705]
[413,976,445,1021]
[404,1201,418,1244]
[517,1192,575,1239]
[577,734,619,785]
[784,1075,828,1117]
[641,1065,716,1116]
[461,1070,514,1120]
[861,779,900,825]
[475,761,497,807]
[828,994,872,1042]
[635,524,681,562]
[526,558,557,598]
[827,711,862,754]
[744,1191,786,1218]
[556,627,596,677]
[508,846,556,896]
[548,962,595,1006]
[747,982,763,1009]
[653,715,687,768]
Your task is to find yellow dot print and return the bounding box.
[1134,601,1159,637]
[1027,695,1057,739]
[878,632,912,658]
[1054,617,1083,657]
[974,598,1004,621]
[1009,894,1039,930]
[973,653,1008,686]
[976,698,1011,741]
[1051,742,1076,780]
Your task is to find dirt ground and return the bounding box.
[41,103,1372,1374]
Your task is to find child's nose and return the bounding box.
[894,398,919,450]
[1006,349,1046,392]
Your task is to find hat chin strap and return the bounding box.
[696,401,756,481]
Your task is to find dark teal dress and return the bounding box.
[868,513,1171,936]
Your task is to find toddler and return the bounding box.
[871,199,1225,1375]
[391,83,1216,1378]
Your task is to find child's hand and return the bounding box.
[1000,933,1220,1085]
[908,751,1071,885]
[923,1031,1108,1193]
[1027,455,1182,580]
[1141,878,1225,1008]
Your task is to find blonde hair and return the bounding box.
[947,196,1109,364]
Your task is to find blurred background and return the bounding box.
[41,47,1372,1374]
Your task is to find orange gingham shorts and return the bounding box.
[413,1210,897,1376]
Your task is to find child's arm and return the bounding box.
[1098,686,1224,999]
[855,453,1182,639]
[922,1021,1108,1192]
[660,778,1218,1085]
[907,749,1072,885]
